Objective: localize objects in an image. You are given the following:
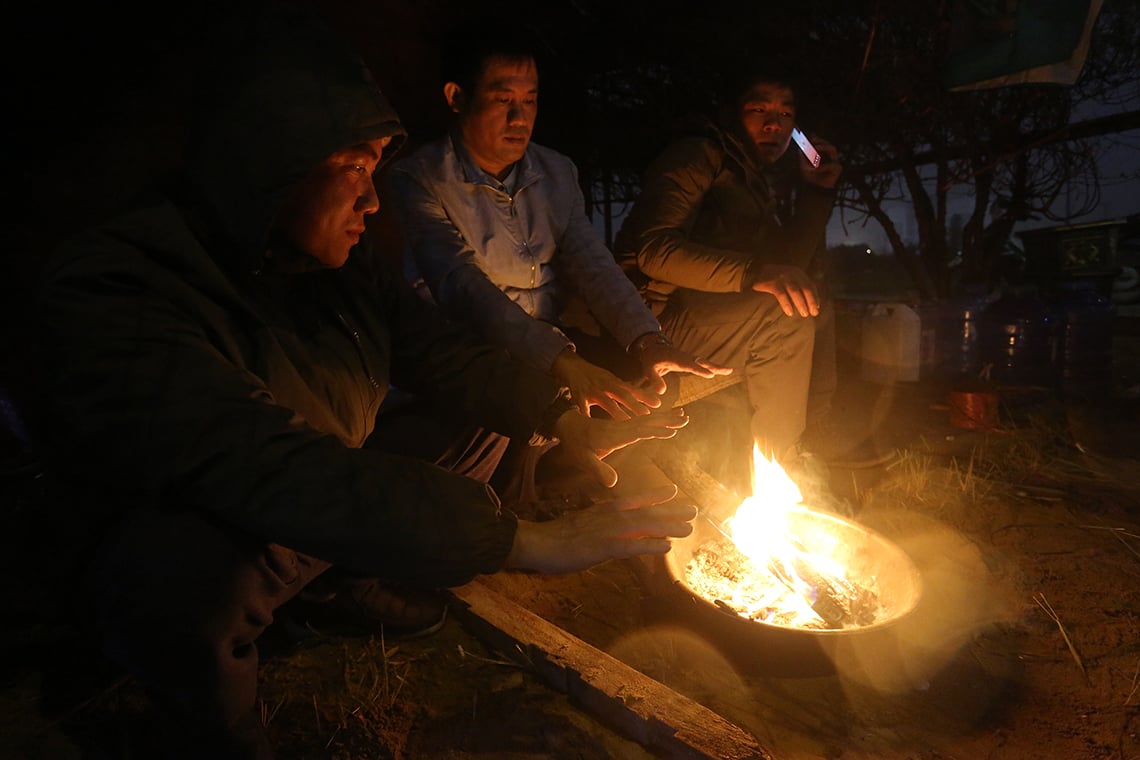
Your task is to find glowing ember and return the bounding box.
[683,446,885,630]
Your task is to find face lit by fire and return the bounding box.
[275,136,393,269]
[737,82,796,166]
[447,55,538,182]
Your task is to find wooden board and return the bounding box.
[449,578,774,760]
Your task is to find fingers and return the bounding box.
[610,483,680,510]
[582,409,688,465]
[805,287,820,316]
[507,489,697,573]
[773,290,796,317]
[787,285,819,318]
[587,455,620,488]
[699,360,735,376]
[590,496,696,548]
[560,352,664,419]
[752,267,820,317]
[573,381,663,420]
[617,537,674,556]
[590,395,632,421]
[610,501,697,541]
[642,370,669,395]
[619,383,665,411]
[573,394,592,418]
[630,408,689,437]
[642,345,733,381]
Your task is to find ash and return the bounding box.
[684,537,883,629]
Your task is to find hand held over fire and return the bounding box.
[634,340,733,396]
[551,347,664,420]
[552,406,689,488]
[505,483,695,573]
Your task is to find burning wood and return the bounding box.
[766,533,880,628]
[686,531,883,630]
[652,444,889,631]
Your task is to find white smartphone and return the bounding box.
[791,127,821,168]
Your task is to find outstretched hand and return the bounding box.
[551,348,664,420]
[504,483,695,574]
[552,406,688,488]
[749,263,820,318]
[635,342,733,396]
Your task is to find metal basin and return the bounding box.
[658,505,923,677]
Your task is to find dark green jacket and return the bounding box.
[28,5,563,588]
[615,118,836,308]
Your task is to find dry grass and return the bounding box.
[1033,592,1090,683]
[257,632,434,755]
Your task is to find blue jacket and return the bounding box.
[387,132,661,372]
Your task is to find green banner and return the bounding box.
[943,0,1102,90]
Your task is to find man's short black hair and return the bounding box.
[441,17,542,93]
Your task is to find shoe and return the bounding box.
[782,448,855,517]
[290,576,448,640]
[800,418,896,470]
[825,448,896,470]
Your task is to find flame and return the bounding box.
[719,445,851,626]
[725,445,803,558]
[725,446,807,558]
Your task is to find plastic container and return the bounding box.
[861,303,921,383]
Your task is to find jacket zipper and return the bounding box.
[334,309,381,389]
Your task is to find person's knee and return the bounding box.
[745,307,816,356]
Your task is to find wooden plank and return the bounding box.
[449,578,775,760]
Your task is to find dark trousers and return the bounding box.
[658,288,817,462]
[85,509,329,747]
[84,413,506,750]
[807,298,838,426]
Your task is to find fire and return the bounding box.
[684,446,882,630]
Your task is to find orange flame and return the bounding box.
[722,445,847,625]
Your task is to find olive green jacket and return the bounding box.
[615,120,836,309]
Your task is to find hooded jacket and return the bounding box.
[28,4,565,588]
[615,116,836,309]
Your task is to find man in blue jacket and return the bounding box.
[384,20,731,421]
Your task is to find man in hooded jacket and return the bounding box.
[22,5,695,757]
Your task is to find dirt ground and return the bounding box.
[2,335,1139,760]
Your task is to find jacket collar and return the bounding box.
[446,129,543,194]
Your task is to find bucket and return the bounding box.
[948,389,1000,430]
[861,303,921,383]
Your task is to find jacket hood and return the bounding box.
[184,3,406,271]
